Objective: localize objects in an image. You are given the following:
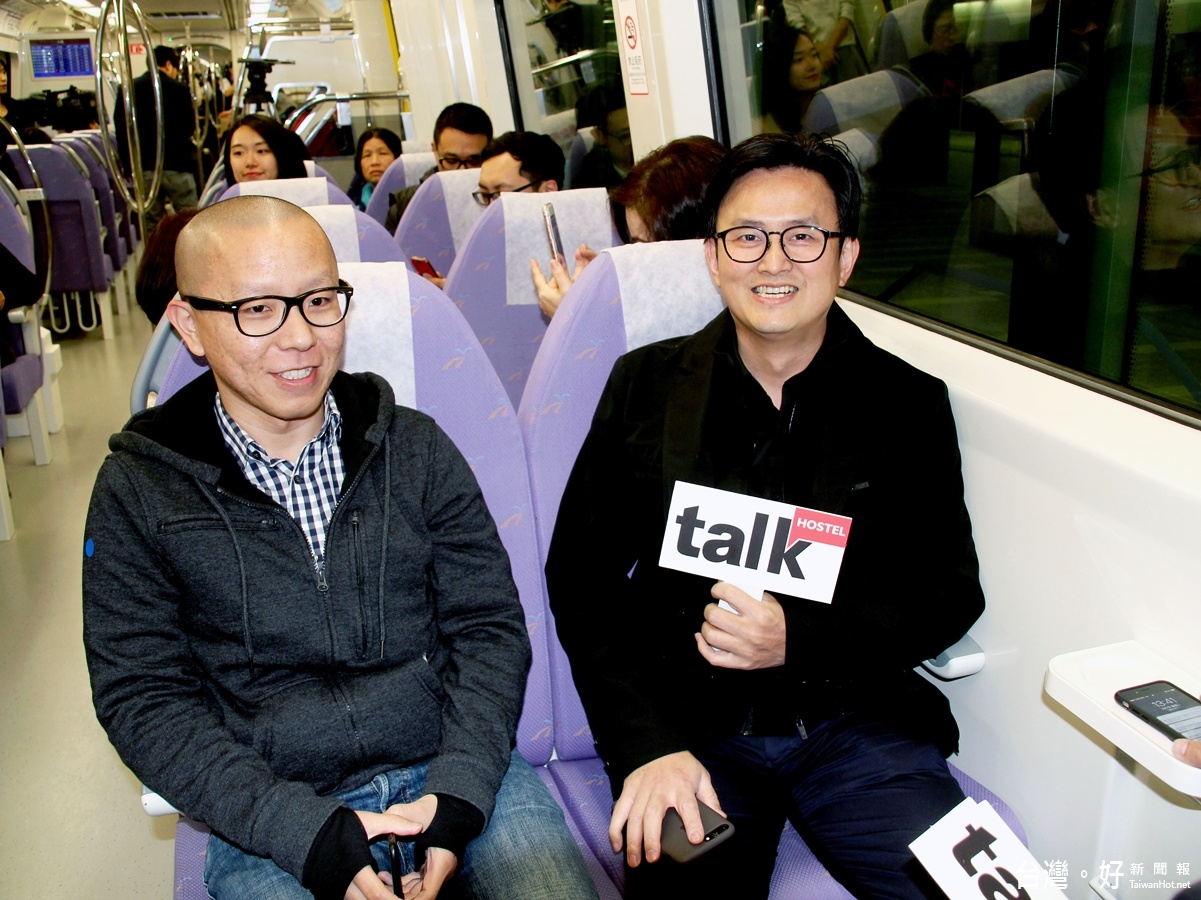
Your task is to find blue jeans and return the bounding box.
[623,714,966,900]
[204,751,598,899]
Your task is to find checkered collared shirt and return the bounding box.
[216,392,346,571]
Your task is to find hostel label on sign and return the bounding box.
[658,481,852,603]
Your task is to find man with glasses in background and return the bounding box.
[474,131,564,207]
[547,133,985,899]
[384,102,494,234]
[84,196,598,900]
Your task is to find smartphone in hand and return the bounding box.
[410,256,441,279]
[542,202,566,269]
[1115,680,1201,742]
[659,801,735,864]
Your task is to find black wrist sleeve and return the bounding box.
[301,806,377,900]
[413,793,485,869]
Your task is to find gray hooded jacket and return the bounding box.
[83,370,530,881]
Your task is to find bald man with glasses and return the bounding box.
[84,197,597,900]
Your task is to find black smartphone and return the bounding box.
[542,202,566,269]
[410,256,441,279]
[1115,680,1201,742]
[659,801,735,864]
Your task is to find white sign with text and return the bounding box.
[658,481,852,603]
[910,797,1060,900]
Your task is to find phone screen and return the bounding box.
[1116,681,1201,741]
[543,203,566,268]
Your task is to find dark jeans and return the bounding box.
[624,714,966,900]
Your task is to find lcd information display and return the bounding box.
[30,38,94,79]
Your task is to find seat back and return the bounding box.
[198,161,228,208]
[17,144,110,292]
[303,205,406,263]
[129,313,183,414]
[564,129,597,190]
[964,66,1080,127]
[392,168,483,278]
[0,172,36,277]
[363,151,437,225]
[872,0,930,70]
[56,137,127,270]
[305,160,341,187]
[802,68,929,138]
[154,262,554,765]
[444,188,618,407]
[216,178,354,206]
[518,240,725,760]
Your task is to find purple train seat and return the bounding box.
[443,187,617,407]
[216,178,354,206]
[56,137,131,316]
[391,167,483,278]
[152,262,561,897]
[2,304,52,467]
[303,205,406,263]
[801,68,928,140]
[363,150,437,225]
[11,144,116,340]
[519,241,1028,896]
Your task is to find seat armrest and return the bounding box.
[922,633,985,680]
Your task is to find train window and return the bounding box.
[709,0,1201,418]
[521,0,621,119]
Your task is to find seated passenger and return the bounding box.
[383,103,493,233]
[763,19,824,133]
[347,127,401,211]
[474,131,564,206]
[135,209,200,325]
[907,0,972,100]
[222,113,310,187]
[83,196,598,900]
[530,135,727,318]
[573,84,634,190]
[546,133,985,899]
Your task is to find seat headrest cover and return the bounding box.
[234,178,331,207]
[401,152,437,188]
[502,188,615,306]
[339,261,416,408]
[607,240,726,350]
[305,205,362,263]
[441,168,487,250]
[303,160,316,176]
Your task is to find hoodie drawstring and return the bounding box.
[197,481,255,677]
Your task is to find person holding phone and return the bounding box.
[530,136,727,319]
[1175,738,1201,765]
[547,133,985,899]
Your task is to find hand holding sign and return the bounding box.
[695,583,787,669]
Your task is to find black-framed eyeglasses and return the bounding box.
[184,280,353,337]
[1138,145,1201,186]
[437,153,483,171]
[715,225,845,264]
[472,180,542,207]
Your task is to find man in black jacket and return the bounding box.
[114,45,197,236]
[84,197,595,900]
[547,133,985,899]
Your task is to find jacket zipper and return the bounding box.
[351,511,368,657]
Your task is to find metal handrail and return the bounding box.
[0,116,52,299]
[529,47,617,77]
[282,90,412,130]
[95,0,164,218]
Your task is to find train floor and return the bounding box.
[0,306,174,897]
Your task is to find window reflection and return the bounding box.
[716,0,1201,414]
